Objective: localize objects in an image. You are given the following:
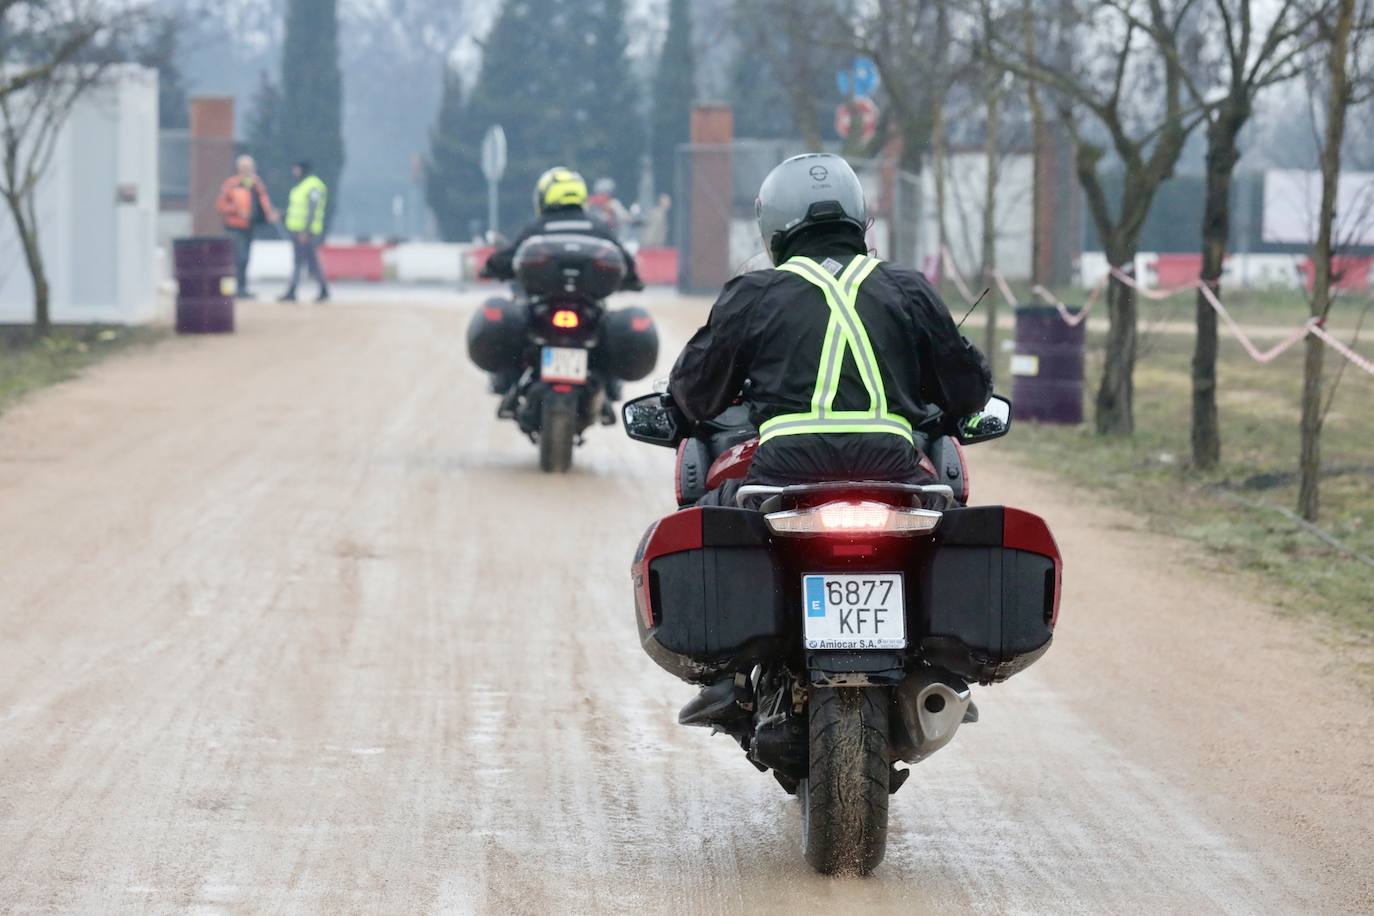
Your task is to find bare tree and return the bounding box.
[730,0,853,150]
[852,0,962,175]
[0,0,132,333]
[985,0,1208,435]
[1111,1,1320,467]
[1298,0,1371,521]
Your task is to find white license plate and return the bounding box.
[541,346,588,383]
[802,573,906,650]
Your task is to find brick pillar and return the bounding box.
[684,104,734,293]
[189,97,235,236]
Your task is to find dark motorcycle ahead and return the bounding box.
[470,234,657,472]
[623,392,1061,875]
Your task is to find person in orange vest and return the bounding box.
[216,155,277,298]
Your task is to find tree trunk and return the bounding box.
[1191,111,1243,470]
[1299,0,1356,522]
[1095,239,1137,435]
[981,80,1002,381]
[6,191,51,335]
[1297,337,1325,519]
[931,100,948,260]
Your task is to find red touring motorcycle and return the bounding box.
[622,393,1061,875]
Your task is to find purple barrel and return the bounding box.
[1010,304,1085,424]
[173,237,235,334]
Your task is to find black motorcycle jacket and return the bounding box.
[483,204,643,288]
[669,226,992,485]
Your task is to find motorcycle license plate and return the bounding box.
[541,346,588,384]
[802,573,906,650]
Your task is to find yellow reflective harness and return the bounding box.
[758,255,914,445]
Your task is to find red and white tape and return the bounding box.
[937,246,1372,376]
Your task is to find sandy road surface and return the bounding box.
[1,290,1370,915]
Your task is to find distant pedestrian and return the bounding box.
[641,193,672,247]
[587,178,633,237]
[279,160,330,303]
[216,155,276,298]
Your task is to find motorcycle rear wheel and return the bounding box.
[538,394,576,473]
[801,686,890,875]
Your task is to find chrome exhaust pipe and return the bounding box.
[892,669,971,764]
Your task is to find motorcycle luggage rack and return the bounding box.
[735,482,955,513]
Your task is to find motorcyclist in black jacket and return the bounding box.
[479,167,644,421]
[669,153,992,503]
[481,166,644,289]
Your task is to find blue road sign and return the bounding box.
[836,57,879,99]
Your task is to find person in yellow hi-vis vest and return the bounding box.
[279,160,330,303]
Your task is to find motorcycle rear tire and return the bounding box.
[539,393,576,473]
[801,686,890,875]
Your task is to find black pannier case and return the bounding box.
[466,297,527,373]
[917,506,1059,683]
[514,234,626,300]
[633,507,787,684]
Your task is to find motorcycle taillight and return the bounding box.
[765,500,942,537]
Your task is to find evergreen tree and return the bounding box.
[279,0,344,230]
[136,16,189,129]
[650,0,694,197]
[569,0,644,201]
[245,70,289,223]
[425,0,567,239]
[424,66,474,242]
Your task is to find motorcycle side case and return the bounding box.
[466,297,527,373]
[599,306,659,381]
[916,505,1061,683]
[632,507,787,684]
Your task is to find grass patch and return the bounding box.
[0,325,167,414]
[993,319,1374,633]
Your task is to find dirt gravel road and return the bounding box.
[1,290,1370,914]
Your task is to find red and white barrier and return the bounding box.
[940,245,1373,377]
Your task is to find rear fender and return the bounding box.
[705,437,759,490]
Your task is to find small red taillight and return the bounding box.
[482,306,503,321]
[552,309,580,329]
[631,316,653,332]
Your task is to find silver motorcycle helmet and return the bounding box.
[755,153,867,265]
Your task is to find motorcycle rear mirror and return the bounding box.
[622,393,683,448]
[956,395,1012,444]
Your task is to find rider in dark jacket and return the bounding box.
[669,153,991,496]
[482,166,643,289]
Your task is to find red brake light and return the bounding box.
[765,500,943,537]
[819,502,892,531]
[631,316,653,332]
[552,309,580,329]
[482,306,503,321]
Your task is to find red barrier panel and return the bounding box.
[1152,253,1203,289]
[469,245,496,282]
[319,245,385,282]
[1300,256,1372,293]
[636,247,678,287]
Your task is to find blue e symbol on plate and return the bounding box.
[804,576,827,618]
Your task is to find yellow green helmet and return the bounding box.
[534,166,588,214]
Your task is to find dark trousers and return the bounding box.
[228,227,253,294]
[287,234,328,296]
